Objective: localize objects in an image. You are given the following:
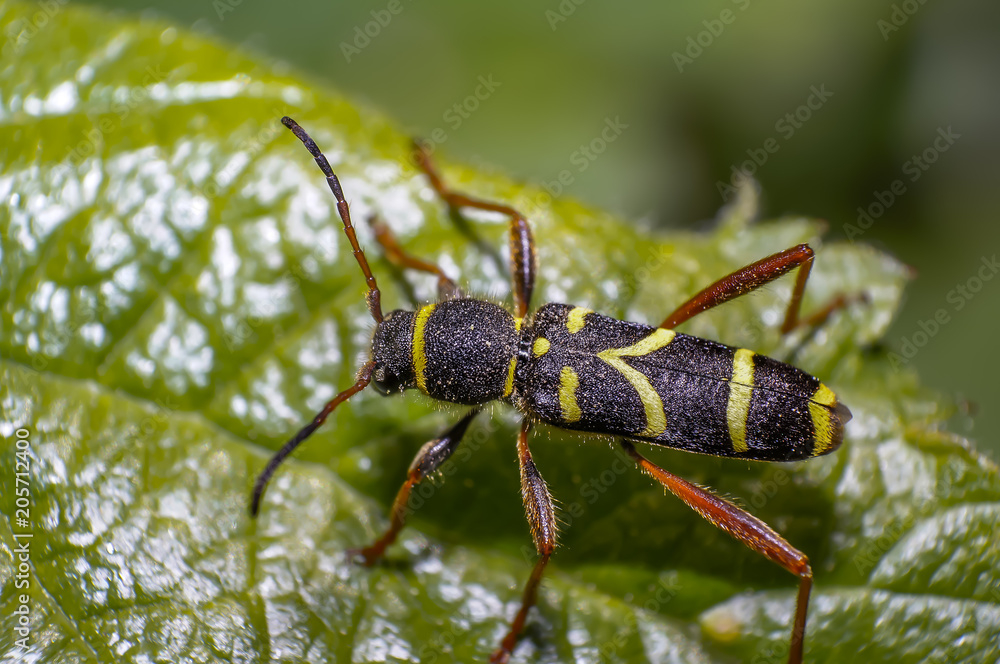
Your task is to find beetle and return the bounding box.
[251,116,854,664]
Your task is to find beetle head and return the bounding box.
[370,309,416,395]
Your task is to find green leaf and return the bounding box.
[1,2,998,663]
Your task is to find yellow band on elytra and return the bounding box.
[809,383,838,455]
[566,307,593,334]
[596,328,676,438]
[559,365,582,422]
[726,349,755,454]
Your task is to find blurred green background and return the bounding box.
[76,0,1000,455]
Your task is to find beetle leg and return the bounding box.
[659,244,813,331]
[366,214,463,301]
[660,243,857,335]
[491,419,556,664]
[351,408,481,565]
[413,141,536,317]
[619,439,812,664]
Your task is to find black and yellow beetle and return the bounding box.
[251,116,854,664]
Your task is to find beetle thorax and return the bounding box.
[372,299,521,404]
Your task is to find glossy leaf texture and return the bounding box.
[1,2,998,663]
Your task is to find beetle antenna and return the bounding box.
[281,116,384,323]
[250,360,376,516]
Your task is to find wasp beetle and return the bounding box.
[251,116,854,664]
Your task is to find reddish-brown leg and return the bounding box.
[660,244,816,332]
[367,215,463,301]
[491,420,556,664]
[351,409,481,565]
[619,440,812,664]
[795,292,869,331]
[413,142,536,317]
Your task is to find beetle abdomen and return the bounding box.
[521,303,851,461]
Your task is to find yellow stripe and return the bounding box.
[533,337,550,357]
[559,366,582,422]
[503,357,517,398]
[413,304,436,394]
[812,383,837,406]
[596,328,676,438]
[809,383,838,455]
[502,316,524,396]
[726,349,755,454]
[566,307,593,334]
